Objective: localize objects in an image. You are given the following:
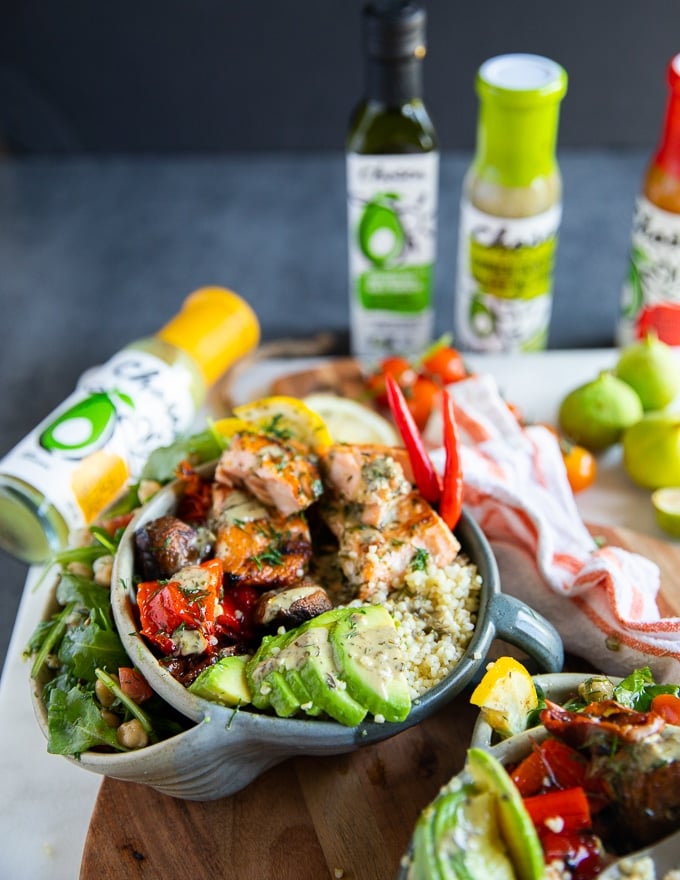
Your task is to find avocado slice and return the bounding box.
[246,609,349,716]
[246,631,291,710]
[283,667,322,716]
[188,654,252,707]
[329,604,411,722]
[267,669,301,718]
[294,625,367,726]
[466,748,544,880]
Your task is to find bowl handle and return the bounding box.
[488,593,564,673]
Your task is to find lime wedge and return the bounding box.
[652,487,680,537]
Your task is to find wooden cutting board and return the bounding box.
[80,524,680,880]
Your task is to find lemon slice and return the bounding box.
[211,416,254,440]
[652,487,680,537]
[303,393,400,446]
[469,657,538,738]
[233,395,333,452]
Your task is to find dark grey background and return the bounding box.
[0,2,677,673]
[0,1,678,154]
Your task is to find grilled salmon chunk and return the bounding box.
[214,432,322,516]
[211,485,312,587]
[320,445,460,600]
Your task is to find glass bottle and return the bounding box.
[455,53,568,352]
[618,53,680,345]
[0,286,259,564]
[346,0,438,360]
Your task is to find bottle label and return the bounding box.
[1,350,196,531]
[455,198,562,352]
[347,152,438,358]
[618,195,680,345]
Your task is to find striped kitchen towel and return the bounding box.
[425,372,680,682]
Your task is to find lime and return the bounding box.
[622,412,680,489]
[303,393,400,446]
[558,371,643,451]
[615,333,680,411]
[652,487,680,537]
[233,395,333,452]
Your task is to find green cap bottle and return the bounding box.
[456,53,568,352]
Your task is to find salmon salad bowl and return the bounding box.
[28,394,563,800]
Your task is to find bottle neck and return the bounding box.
[365,57,423,107]
[473,100,561,188]
[652,88,680,179]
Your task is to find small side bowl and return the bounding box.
[31,467,564,801]
[470,672,623,749]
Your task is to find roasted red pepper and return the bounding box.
[137,558,223,655]
[439,389,463,529]
[523,786,592,835]
[511,738,588,797]
[385,373,442,504]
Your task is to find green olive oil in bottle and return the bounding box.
[346,0,438,359]
[456,54,568,352]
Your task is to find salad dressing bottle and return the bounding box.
[455,53,568,352]
[0,286,259,564]
[346,0,438,359]
[618,53,680,345]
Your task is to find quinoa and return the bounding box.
[381,556,482,698]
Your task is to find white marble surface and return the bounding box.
[1,349,675,880]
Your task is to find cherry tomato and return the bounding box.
[650,692,680,724]
[562,443,597,493]
[405,375,440,431]
[118,667,153,704]
[366,356,416,407]
[422,346,467,385]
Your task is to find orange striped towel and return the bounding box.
[425,373,680,682]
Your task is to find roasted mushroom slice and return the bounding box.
[134,514,213,580]
[253,583,333,630]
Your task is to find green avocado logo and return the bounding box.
[39,390,134,459]
[357,194,406,267]
[470,293,495,339]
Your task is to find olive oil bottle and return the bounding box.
[0,287,259,564]
[346,0,438,359]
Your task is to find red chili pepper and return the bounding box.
[439,389,463,529]
[523,786,592,835]
[385,373,441,503]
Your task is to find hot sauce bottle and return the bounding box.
[0,287,259,564]
[619,53,680,345]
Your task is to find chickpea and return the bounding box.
[101,709,120,728]
[95,674,119,707]
[66,561,93,579]
[93,554,114,587]
[116,719,149,750]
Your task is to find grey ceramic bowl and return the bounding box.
[32,467,564,801]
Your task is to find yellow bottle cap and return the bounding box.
[157,287,260,386]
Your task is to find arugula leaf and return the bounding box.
[56,571,110,614]
[141,428,223,482]
[58,621,129,683]
[46,685,125,756]
[613,665,679,710]
[28,602,78,678]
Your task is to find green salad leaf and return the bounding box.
[46,685,126,756]
[613,665,679,711]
